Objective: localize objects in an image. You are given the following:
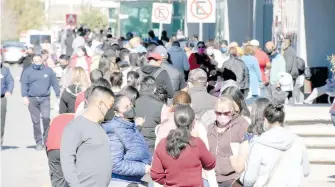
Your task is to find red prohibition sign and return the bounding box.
[154,6,170,21]
[190,0,213,20]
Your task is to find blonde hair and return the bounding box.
[129,37,141,48]
[244,45,254,56]
[215,95,239,115]
[237,46,244,57]
[71,67,89,89]
[109,62,120,72]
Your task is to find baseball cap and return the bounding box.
[278,72,293,92]
[153,46,168,58]
[188,68,207,83]
[147,53,162,61]
[250,39,260,47]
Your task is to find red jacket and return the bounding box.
[151,137,216,187]
[46,113,75,151]
[74,91,85,112]
[189,53,211,71]
[70,55,92,72]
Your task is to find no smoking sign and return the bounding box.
[187,0,216,23]
[152,3,173,24]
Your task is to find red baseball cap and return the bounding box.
[147,53,162,61]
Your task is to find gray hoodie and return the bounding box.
[168,46,190,72]
[241,126,310,187]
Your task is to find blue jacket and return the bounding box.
[102,117,152,183]
[21,65,60,97]
[1,66,14,96]
[270,53,287,85]
[241,55,262,96]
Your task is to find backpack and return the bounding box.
[293,57,312,80]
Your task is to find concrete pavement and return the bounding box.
[1,65,334,187]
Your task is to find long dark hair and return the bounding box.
[166,105,195,159]
[221,86,250,117]
[248,98,271,135]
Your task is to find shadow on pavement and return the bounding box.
[26,145,37,149]
[1,146,19,150]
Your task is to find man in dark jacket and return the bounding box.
[221,47,249,96]
[283,38,297,78]
[135,76,164,152]
[153,46,186,92]
[65,29,75,56]
[140,52,174,98]
[0,54,14,145]
[19,47,34,70]
[21,55,60,150]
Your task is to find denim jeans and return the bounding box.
[28,97,51,145]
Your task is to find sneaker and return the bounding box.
[35,144,44,151]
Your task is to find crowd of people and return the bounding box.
[0,27,316,187]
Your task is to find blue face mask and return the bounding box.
[32,64,43,70]
[220,47,227,53]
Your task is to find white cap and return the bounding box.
[250,39,260,47]
[278,72,293,92]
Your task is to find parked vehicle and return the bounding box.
[2,42,27,63]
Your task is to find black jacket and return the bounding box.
[140,65,174,98]
[221,57,249,90]
[59,85,82,114]
[19,55,33,70]
[283,46,297,77]
[135,91,164,152]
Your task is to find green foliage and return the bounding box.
[4,0,45,34]
[79,5,108,29]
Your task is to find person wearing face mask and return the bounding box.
[207,96,249,187]
[70,46,92,73]
[102,95,152,187]
[0,52,14,146]
[265,41,287,86]
[220,40,230,66]
[21,55,60,150]
[61,86,115,187]
[241,104,309,187]
[58,54,73,91]
[189,41,211,70]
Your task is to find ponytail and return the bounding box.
[264,103,285,125]
[166,105,195,159]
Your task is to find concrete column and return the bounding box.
[297,0,307,64]
[223,0,230,42]
[252,0,257,39]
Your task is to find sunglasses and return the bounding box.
[215,111,232,116]
[198,46,206,49]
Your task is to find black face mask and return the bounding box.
[264,48,273,55]
[123,108,136,120]
[60,64,68,70]
[104,108,115,122]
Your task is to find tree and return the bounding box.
[2,0,45,39]
[79,4,108,29]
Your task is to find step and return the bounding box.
[303,137,335,149]
[284,104,331,122]
[307,149,335,165]
[286,125,335,137]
